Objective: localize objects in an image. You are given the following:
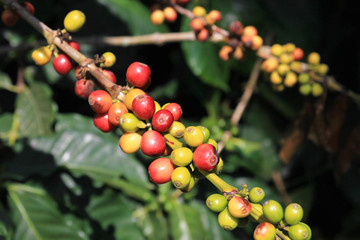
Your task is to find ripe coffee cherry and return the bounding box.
[95,69,117,90]
[32,46,53,66]
[288,223,311,240]
[251,35,263,51]
[93,113,115,132]
[148,158,175,184]
[249,187,265,203]
[108,102,128,126]
[119,132,142,154]
[150,9,165,25]
[206,10,222,24]
[218,207,239,231]
[163,7,177,22]
[124,88,145,110]
[190,18,204,31]
[171,166,192,189]
[168,121,185,138]
[219,45,233,61]
[184,126,204,147]
[292,47,304,61]
[206,193,227,212]
[88,90,113,114]
[68,41,80,51]
[101,52,116,68]
[284,203,303,225]
[228,196,252,218]
[22,2,35,15]
[163,102,182,120]
[197,28,209,42]
[170,147,193,167]
[74,79,94,99]
[253,222,276,240]
[140,130,166,156]
[53,54,74,75]
[152,109,174,132]
[119,113,140,133]
[263,200,284,224]
[243,25,258,36]
[132,94,156,120]
[192,143,218,171]
[126,62,151,90]
[1,9,19,26]
[64,10,86,32]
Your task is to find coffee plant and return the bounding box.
[1,0,360,239]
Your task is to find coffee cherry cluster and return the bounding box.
[219,21,263,61]
[189,6,222,42]
[261,43,328,97]
[1,1,34,26]
[206,185,312,240]
[150,5,177,25]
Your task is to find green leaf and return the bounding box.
[136,210,168,240]
[86,189,143,240]
[8,114,150,188]
[169,200,233,240]
[15,82,57,138]
[0,72,15,92]
[0,113,13,133]
[96,0,169,35]
[8,183,88,240]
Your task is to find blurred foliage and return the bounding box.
[1,0,360,239]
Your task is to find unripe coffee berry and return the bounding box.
[124,88,145,110]
[192,6,206,17]
[171,147,193,167]
[119,113,140,133]
[101,52,116,68]
[311,83,323,97]
[171,166,191,189]
[218,207,239,231]
[88,90,113,114]
[284,203,303,225]
[288,223,311,240]
[64,10,86,32]
[163,7,177,22]
[243,25,258,36]
[263,200,284,224]
[206,193,227,212]
[150,9,165,25]
[126,62,151,89]
[168,121,185,138]
[307,52,320,65]
[32,46,53,66]
[249,187,265,203]
[184,126,204,147]
[261,58,278,73]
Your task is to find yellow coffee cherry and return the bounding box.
[283,43,296,53]
[277,63,290,76]
[316,63,329,76]
[272,84,285,92]
[184,126,204,147]
[279,53,294,65]
[207,138,218,152]
[270,44,283,57]
[270,71,282,85]
[284,71,297,87]
[150,9,165,25]
[251,35,263,51]
[192,6,207,17]
[64,10,86,32]
[32,46,53,66]
[312,83,323,97]
[261,58,279,73]
[307,52,321,65]
[169,121,186,138]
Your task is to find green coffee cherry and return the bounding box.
[206,193,227,212]
[288,222,311,240]
[299,84,312,96]
[315,63,329,76]
[119,113,140,132]
[249,187,265,203]
[197,125,211,142]
[284,203,303,225]
[298,73,310,84]
[311,83,323,97]
[171,167,191,189]
[263,200,284,224]
[218,207,239,231]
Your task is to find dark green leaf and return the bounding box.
[8,183,88,240]
[86,189,143,240]
[15,82,57,138]
[96,0,169,35]
[0,113,13,133]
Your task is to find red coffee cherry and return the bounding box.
[197,28,209,42]
[93,113,116,132]
[140,130,166,156]
[152,109,174,132]
[192,143,218,171]
[148,158,175,184]
[68,41,80,51]
[228,20,244,35]
[163,6,177,22]
[190,18,204,31]
[74,79,94,99]
[95,69,117,89]
[1,9,19,26]
[108,102,128,126]
[22,2,35,15]
[163,102,182,120]
[228,196,252,218]
[126,62,151,90]
[88,90,113,114]
[52,54,74,75]
[292,47,304,61]
[253,222,276,240]
[132,94,156,120]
